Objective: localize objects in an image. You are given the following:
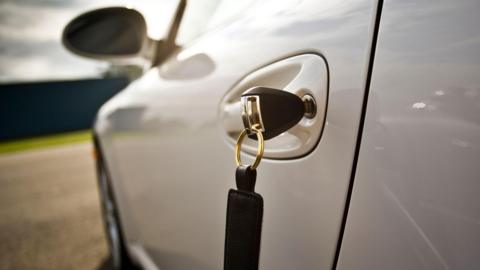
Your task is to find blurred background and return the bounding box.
[0,0,184,269]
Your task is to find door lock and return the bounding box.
[220,54,328,159]
[241,87,316,140]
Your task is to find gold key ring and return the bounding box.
[235,125,264,170]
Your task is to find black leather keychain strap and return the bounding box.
[224,166,263,270]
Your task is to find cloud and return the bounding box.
[0,0,107,82]
[0,0,83,8]
[0,38,107,82]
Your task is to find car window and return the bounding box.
[176,0,256,45]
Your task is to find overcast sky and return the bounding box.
[0,0,176,83]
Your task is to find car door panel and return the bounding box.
[95,0,380,269]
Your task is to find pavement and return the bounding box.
[0,142,110,270]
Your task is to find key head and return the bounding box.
[241,87,305,140]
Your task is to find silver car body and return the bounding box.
[94,0,480,269]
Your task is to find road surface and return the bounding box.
[0,142,109,270]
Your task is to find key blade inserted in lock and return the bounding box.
[240,87,308,140]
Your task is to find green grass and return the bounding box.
[0,130,92,154]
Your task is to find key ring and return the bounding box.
[235,125,264,170]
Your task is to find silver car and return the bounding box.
[63,0,480,269]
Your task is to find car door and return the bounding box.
[96,0,380,269]
[338,0,480,269]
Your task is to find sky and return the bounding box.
[0,0,177,83]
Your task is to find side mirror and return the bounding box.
[62,7,155,63]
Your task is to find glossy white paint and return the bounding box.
[338,0,480,269]
[94,0,379,269]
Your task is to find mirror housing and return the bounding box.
[62,7,155,63]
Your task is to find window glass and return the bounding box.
[176,0,256,44]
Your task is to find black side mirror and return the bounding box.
[63,1,186,65]
[62,7,153,62]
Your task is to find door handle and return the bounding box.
[219,53,328,159]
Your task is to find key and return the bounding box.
[224,165,263,270]
[224,87,312,270]
[241,86,314,140]
[224,125,264,270]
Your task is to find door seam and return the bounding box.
[331,0,384,269]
